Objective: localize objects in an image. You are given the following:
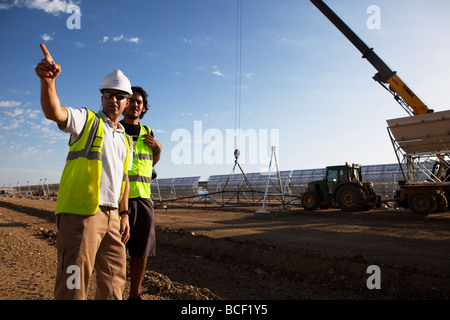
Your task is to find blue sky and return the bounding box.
[1,0,449,187]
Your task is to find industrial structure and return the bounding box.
[309,0,450,214]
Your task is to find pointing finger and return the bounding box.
[40,43,54,63]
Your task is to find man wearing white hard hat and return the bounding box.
[35,44,133,300]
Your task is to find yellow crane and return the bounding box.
[310,0,450,214]
[310,0,432,116]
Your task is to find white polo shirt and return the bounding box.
[60,107,132,208]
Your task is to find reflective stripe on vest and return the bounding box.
[128,124,153,199]
[55,110,131,215]
[120,134,132,203]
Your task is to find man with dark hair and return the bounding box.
[120,86,161,300]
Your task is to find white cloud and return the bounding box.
[10,146,40,160]
[127,37,140,44]
[211,66,225,77]
[41,33,54,41]
[2,107,53,131]
[4,118,24,130]
[0,100,22,107]
[182,36,210,46]
[102,34,140,44]
[41,118,53,125]
[11,0,76,16]
[0,3,13,10]
[27,110,40,119]
[5,108,25,117]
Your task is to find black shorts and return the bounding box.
[126,197,155,258]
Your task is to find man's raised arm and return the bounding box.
[35,43,68,128]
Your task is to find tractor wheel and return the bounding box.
[302,191,319,210]
[336,184,365,212]
[408,191,437,215]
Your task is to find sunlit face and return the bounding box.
[123,92,144,120]
[101,89,130,121]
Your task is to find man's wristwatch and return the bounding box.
[119,210,129,216]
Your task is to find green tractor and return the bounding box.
[301,163,378,212]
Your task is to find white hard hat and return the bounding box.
[99,69,132,95]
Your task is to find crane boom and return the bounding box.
[310,0,431,116]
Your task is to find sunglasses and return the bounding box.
[102,92,129,100]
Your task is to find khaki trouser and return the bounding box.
[54,206,126,300]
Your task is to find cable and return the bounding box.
[234,0,243,150]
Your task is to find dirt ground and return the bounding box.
[1,195,450,301]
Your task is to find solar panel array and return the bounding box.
[151,163,413,202]
[3,163,432,201]
[151,176,200,199]
[361,163,404,199]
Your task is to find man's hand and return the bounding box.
[119,214,130,244]
[35,43,67,126]
[143,134,160,150]
[35,43,61,81]
[143,134,161,165]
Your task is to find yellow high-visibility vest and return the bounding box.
[55,110,131,215]
[128,124,153,199]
